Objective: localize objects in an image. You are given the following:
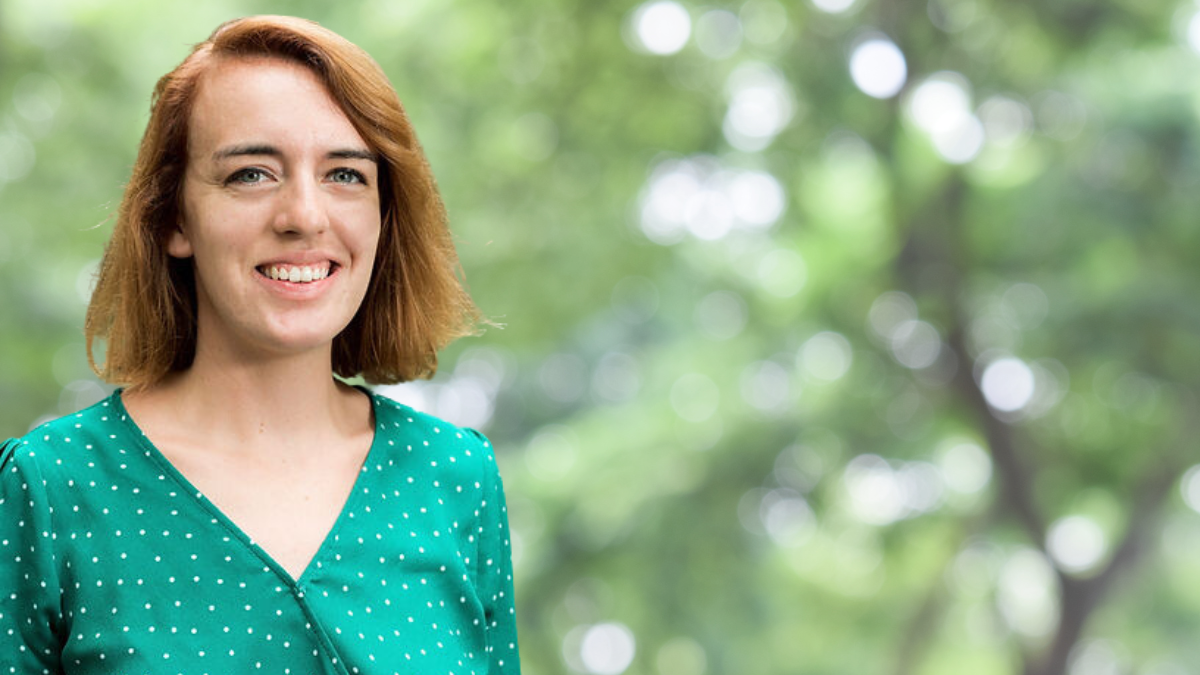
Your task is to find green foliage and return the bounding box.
[3,0,1200,674]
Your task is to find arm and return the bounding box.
[0,438,64,671]
[471,431,521,674]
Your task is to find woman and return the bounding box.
[0,15,519,674]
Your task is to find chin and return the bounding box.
[251,323,347,357]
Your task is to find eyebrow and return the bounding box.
[212,144,378,163]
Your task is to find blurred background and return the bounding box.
[2,0,1200,673]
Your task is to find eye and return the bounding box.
[329,168,367,185]
[226,167,271,185]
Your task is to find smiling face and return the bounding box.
[170,56,382,364]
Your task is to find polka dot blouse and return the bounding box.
[0,389,520,674]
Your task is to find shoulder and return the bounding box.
[369,390,499,474]
[2,390,125,481]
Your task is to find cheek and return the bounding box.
[354,222,384,295]
[369,221,384,256]
[355,209,384,259]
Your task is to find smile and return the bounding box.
[256,262,335,284]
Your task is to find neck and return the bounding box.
[141,342,368,458]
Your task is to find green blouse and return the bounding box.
[1,389,520,675]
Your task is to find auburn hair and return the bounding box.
[85,15,480,388]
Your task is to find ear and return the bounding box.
[167,224,193,258]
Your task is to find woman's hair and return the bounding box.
[85,15,480,388]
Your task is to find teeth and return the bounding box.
[261,263,331,284]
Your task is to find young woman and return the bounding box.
[0,16,519,674]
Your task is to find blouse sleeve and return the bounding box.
[0,437,64,673]
[469,429,522,674]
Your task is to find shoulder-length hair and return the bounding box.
[85,15,480,388]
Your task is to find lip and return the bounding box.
[255,251,343,268]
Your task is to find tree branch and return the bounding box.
[944,326,1048,546]
[1030,449,1186,675]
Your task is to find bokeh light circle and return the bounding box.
[1188,11,1200,54]
[723,62,795,150]
[812,0,857,14]
[979,96,1033,147]
[849,37,907,99]
[1180,465,1200,514]
[695,9,742,59]
[938,442,992,494]
[889,320,941,369]
[907,72,985,163]
[695,290,748,340]
[997,548,1058,637]
[980,357,1035,411]
[799,331,853,381]
[639,158,787,242]
[909,74,971,133]
[727,170,785,227]
[633,1,692,55]
[580,622,637,675]
[930,113,984,164]
[1046,515,1107,574]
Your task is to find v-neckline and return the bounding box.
[111,387,382,588]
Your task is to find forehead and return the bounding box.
[187,55,366,156]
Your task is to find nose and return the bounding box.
[272,175,329,237]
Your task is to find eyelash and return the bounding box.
[224,167,369,186]
[329,168,368,185]
[226,167,270,185]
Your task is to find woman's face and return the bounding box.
[170,56,381,363]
